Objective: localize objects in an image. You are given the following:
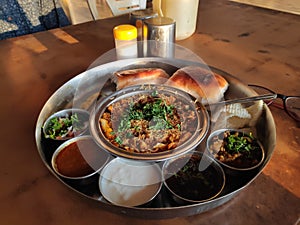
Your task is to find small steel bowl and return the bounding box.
[51,135,110,180]
[99,158,162,207]
[162,151,225,205]
[43,108,90,141]
[89,84,209,161]
[206,129,265,173]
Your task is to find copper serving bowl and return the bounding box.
[89,84,209,162]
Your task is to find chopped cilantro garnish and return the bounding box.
[117,96,177,132]
[225,131,258,155]
[44,113,84,139]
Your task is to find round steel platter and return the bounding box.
[35,57,276,219]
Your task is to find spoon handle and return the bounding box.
[206,93,277,107]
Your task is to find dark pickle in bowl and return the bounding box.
[43,108,89,141]
[163,152,225,205]
[207,129,265,172]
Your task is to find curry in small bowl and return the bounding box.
[206,129,265,172]
[51,135,110,180]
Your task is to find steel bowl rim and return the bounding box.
[89,84,210,162]
[98,157,163,207]
[51,135,110,180]
[162,151,226,204]
[206,128,266,171]
[43,108,90,141]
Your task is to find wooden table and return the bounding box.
[0,0,299,224]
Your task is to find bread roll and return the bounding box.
[211,100,264,130]
[165,66,229,104]
[113,68,170,90]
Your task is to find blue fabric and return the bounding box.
[0,0,70,40]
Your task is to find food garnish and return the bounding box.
[45,113,85,140]
[100,92,197,153]
[117,94,177,132]
[209,130,263,168]
[224,131,257,156]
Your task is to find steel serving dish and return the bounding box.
[89,84,209,161]
[35,57,276,219]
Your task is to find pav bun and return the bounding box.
[165,66,229,104]
[113,68,170,90]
